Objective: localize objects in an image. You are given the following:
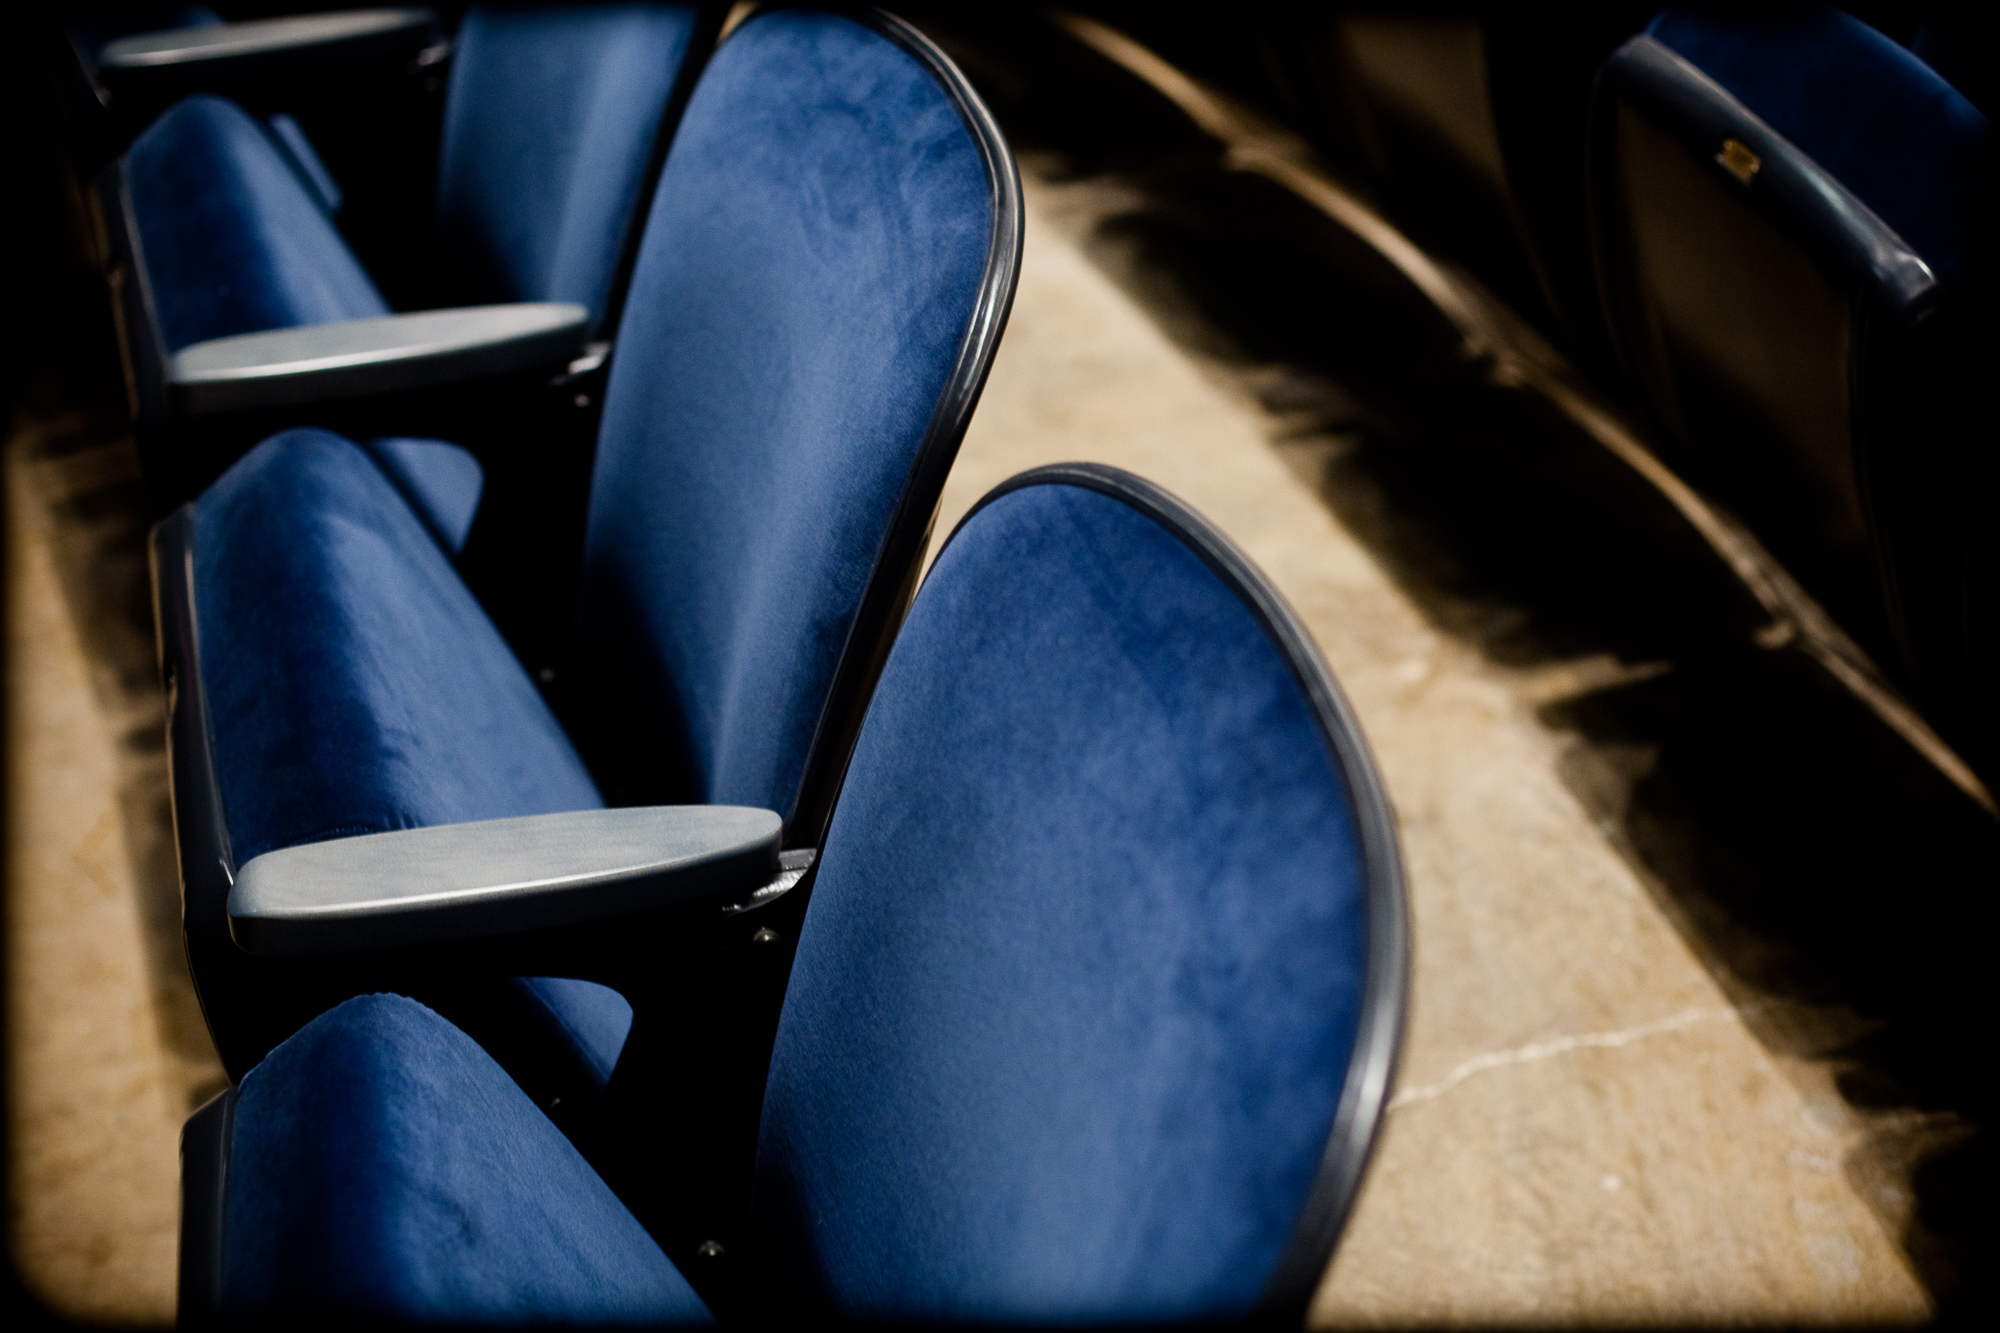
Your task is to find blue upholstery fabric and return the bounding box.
[754,483,1371,1323]
[184,8,996,1093]
[224,994,711,1323]
[193,430,601,867]
[126,96,388,351]
[212,480,1378,1320]
[126,9,701,528]
[435,5,700,320]
[129,8,700,345]
[1649,7,1992,286]
[263,113,342,216]
[577,10,992,815]
[515,977,634,1088]
[357,437,485,555]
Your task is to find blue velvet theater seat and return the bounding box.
[126,93,392,354]
[116,3,711,523]
[1252,4,1657,360]
[155,7,1020,1093]
[126,4,705,346]
[197,466,1407,1324]
[222,991,711,1324]
[1588,8,1991,753]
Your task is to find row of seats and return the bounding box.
[1099,2,1995,787]
[61,4,1410,1322]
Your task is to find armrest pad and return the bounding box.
[100,10,438,83]
[169,303,590,416]
[229,806,783,957]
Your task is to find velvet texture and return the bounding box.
[263,112,343,216]
[187,7,994,1102]
[193,429,601,868]
[126,95,388,352]
[357,437,486,555]
[125,97,479,535]
[1649,7,1991,286]
[125,7,701,534]
[126,6,702,345]
[754,483,1371,1323]
[576,9,991,815]
[515,977,634,1088]
[223,994,711,1323]
[434,5,698,320]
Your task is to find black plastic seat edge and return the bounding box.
[921,462,1411,1323]
[781,3,1026,850]
[1596,34,1940,325]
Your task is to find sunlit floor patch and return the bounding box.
[6,412,227,1324]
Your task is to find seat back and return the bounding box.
[753,468,1406,1323]
[1587,8,1988,660]
[569,7,1019,838]
[434,3,713,327]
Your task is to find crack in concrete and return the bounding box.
[1389,1004,1756,1110]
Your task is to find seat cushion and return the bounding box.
[126,95,388,351]
[193,428,600,868]
[575,9,993,814]
[358,437,486,556]
[195,430,631,1081]
[1649,7,1991,286]
[263,112,343,215]
[225,993,710,1323]
[434,4,701,318]
[755,483,1372,1322]
[515,976,635,1088]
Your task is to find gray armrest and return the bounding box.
[229,806,783,957]
[169,303,590,416]
[100,10,438,83]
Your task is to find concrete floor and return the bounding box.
[7,407,228,1323]
[5,164,1964,1325]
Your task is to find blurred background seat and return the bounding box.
[1586,6,1991,768]
[63,5,442,127]
[105,3,719,510]
[40,3,447,282]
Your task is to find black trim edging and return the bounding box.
[917,461,1410,1323]
[783,4,1025,849]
